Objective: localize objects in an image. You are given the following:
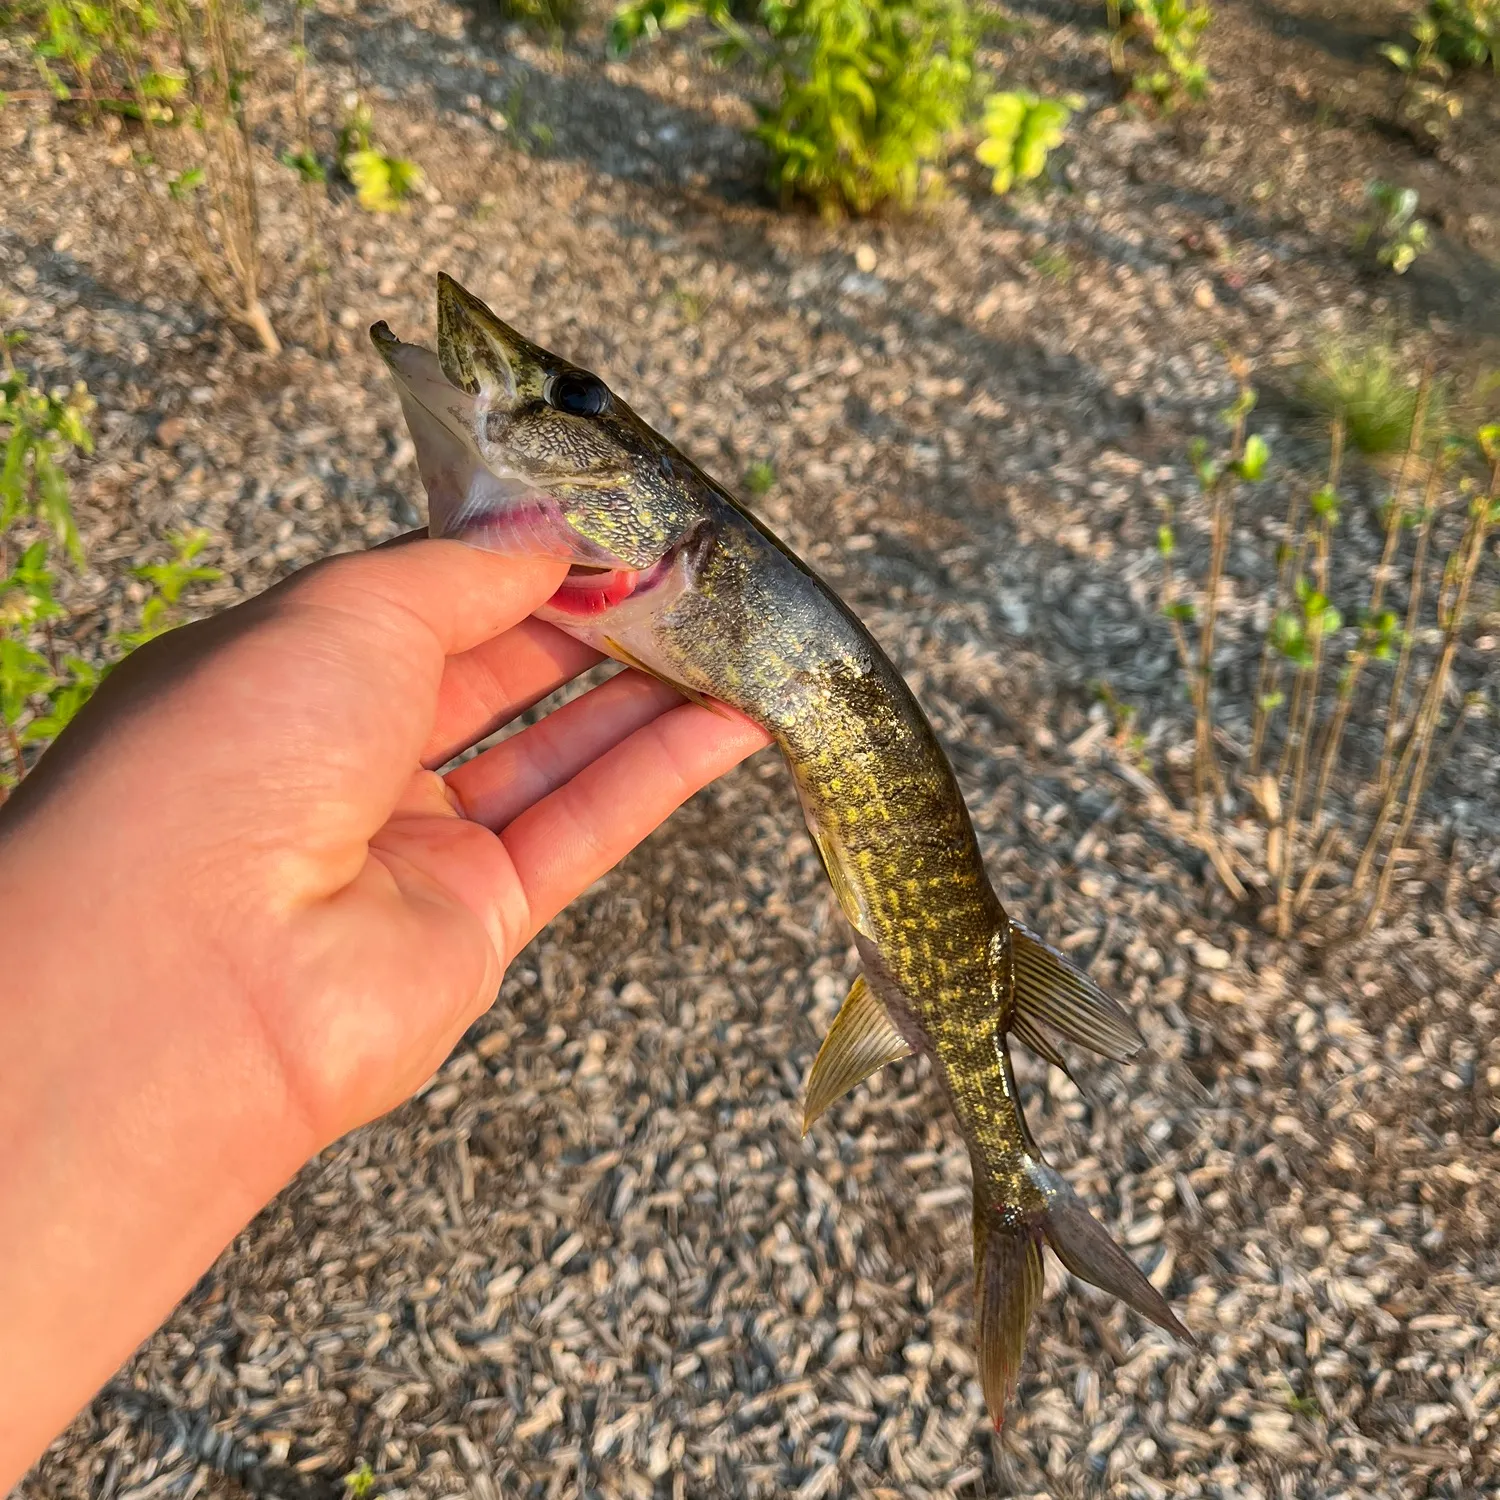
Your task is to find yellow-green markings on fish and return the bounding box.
[373,275,1194,1428]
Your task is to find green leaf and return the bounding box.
[1310,483,1341,521]
[346,149,423,212]
[0,637,56,725]
[280,147,327,184]
[1236,432,1270,481]
[168,166,205,200]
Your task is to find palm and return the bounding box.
[239,543,769,1141]
[16,541,769,1150]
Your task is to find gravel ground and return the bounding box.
[4,1,1499,1496]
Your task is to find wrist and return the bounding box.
[0,811,313,1488]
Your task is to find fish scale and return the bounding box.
[374,273,1193,1427]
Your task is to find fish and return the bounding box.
[372,274,1192,1425]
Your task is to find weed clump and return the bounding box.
[1147,353,1498,937]
[1424,0,1499,71]
[1106,0,1212,110]
[609,0,1078,217]
[0,328,220,796]
[9,0,281,351]
[1299,337,1447,457]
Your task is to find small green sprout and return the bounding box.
[744,461,777,497]
[1356,182,1430,274]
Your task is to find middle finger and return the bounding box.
[445,668,686,830]
[422,617,603,768]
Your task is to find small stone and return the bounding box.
[854,243,878,273]
[1194,941,1231,970]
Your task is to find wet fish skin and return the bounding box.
[373,275,1191,1424]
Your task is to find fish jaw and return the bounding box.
[374,275,717,597]
[369,320,591,556]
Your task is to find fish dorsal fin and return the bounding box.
[1006,923,1144,1063]
[1010,1011,1071,1075]
[802,975,912,1135]
[973,1204,1046,1429]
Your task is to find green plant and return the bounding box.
[1379,15,1463,147]
[7,0,178,116]
[610,0,980,217]
[1424,0,1499,70]
[344,1460,380,1500]
[339,100,424,213]
[1,333,219,794]
[975,89,1078,195]
[1300,337,1447,455]
[1107,0,1211,110]
[7,0,283,351]
[744,459,777,496]
[1029,245,1073,280]
[1159,357,1499,936]
[498,0,587,39]
[1356,181,1430,273]
[1,355,93,565]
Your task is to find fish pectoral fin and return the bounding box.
[601,636,733,719]
[1008,923,1145,1063]
[972,1202,1046,1430]
[801,974,912,1135]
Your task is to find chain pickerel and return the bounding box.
[373,275,1191,1424]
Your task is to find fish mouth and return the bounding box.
[545,521,713,618]
[371,315,614,570]
[372,308,675,617]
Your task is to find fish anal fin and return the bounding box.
[972,1203,1046,1430]
[802,975,912,1135]
[601,636,732,718]
[1008,922,1144,1064]
[1040,1186,1193,1345]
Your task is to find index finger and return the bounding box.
[287,539,571,661]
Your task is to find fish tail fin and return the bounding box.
[1037,1170,1194,1345]
[971,1198,1046,1430]
[971,1169,1194,1429]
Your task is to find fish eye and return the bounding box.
[547,370,608,417]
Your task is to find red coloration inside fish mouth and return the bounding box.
[545,563,642,616]
[544,521,710,617]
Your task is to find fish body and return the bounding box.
[374,276,1190,1422]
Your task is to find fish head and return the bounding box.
[371,275,711,602]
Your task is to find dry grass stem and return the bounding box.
[292,2,331,356]
[1304,375,1433,842]
[1377,456,1447,795]
[1358,456,1498,924]
[1190,382,1250,829]
[1274,422,1343,938]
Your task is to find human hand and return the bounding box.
[0,538,769,1484]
